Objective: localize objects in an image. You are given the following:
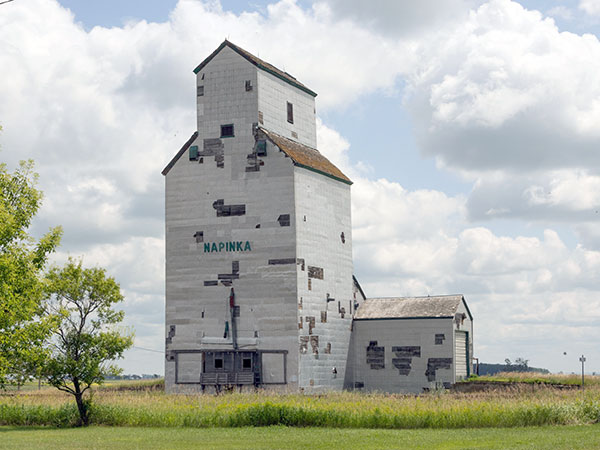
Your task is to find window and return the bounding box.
[220,124,234,138]
[287,102,294,124]
[214,358,223,369]
[245,80,253,91]
[197,85,204,97]
[243,358,252,370]
[189,145,198,161]
[256,140,267,156]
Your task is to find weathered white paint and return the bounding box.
[165,44,353,393]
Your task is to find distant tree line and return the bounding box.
[478,357,549,376]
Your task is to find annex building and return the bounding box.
[162,41,473,394]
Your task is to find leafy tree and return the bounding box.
[0,158,62,386]
[514,357,529,372]
[42,259,133,426]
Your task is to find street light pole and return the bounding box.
[579,355,586,390]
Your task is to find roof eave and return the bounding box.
[461,295,474,321]
[354,316,454,321]
[161,131,198,176]
[293,162,353,185]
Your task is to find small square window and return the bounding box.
[214,358,223,369]
[287,102,294,124]
[243,358,252,369]
[220,124,234,138]
[197,85,204,97]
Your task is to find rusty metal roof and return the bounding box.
[355,295,470,320]
[193,40,317,97]
[260,128,352,185]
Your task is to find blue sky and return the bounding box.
[2,0,600,375]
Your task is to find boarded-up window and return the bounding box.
[262,353,285,384]
[287,102,294,124]
[176,353,202,383]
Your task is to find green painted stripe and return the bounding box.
[294,162,353,185]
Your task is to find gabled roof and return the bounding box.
[354,295,472,320]
[260,128,352,185]
[160,127,352,183]
[161,131,198,176]
[193,40,317,98]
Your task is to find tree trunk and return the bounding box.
[73,379,89,426]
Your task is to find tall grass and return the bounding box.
[2,383,600,429]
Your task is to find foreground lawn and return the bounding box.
[1,424,600,449]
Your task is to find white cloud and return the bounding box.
[2,0,600,374]
[580,0,600,16]
[547,5,574,20]
[318,0,482,36]
[406,0,600,173]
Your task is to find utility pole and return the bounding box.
[580,355,586,390]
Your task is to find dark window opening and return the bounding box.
[278,214,290,227]
[245,80,253,91]
[197,85,204,96]
[214,358,223,369]
[435,334,445,345]
[243,358,252,369]
[220,124,234,138]
[287,102,294,124]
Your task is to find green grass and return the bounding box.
[464,372,599,386]
[2,387,600,429]
[1,424,600,449]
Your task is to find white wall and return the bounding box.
[294,167,353,391]
[257,70,317,148]
[165,48,300,392]
[346,318,456,394]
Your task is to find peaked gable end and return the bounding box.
[193,40,317,98]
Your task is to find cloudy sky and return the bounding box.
[2,0,600,375]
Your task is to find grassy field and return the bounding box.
[464,372,597,386]
[2,424,600,449]
[2,375,600,429]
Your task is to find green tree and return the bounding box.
[43,259,134,426]
[0,158,62,386]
